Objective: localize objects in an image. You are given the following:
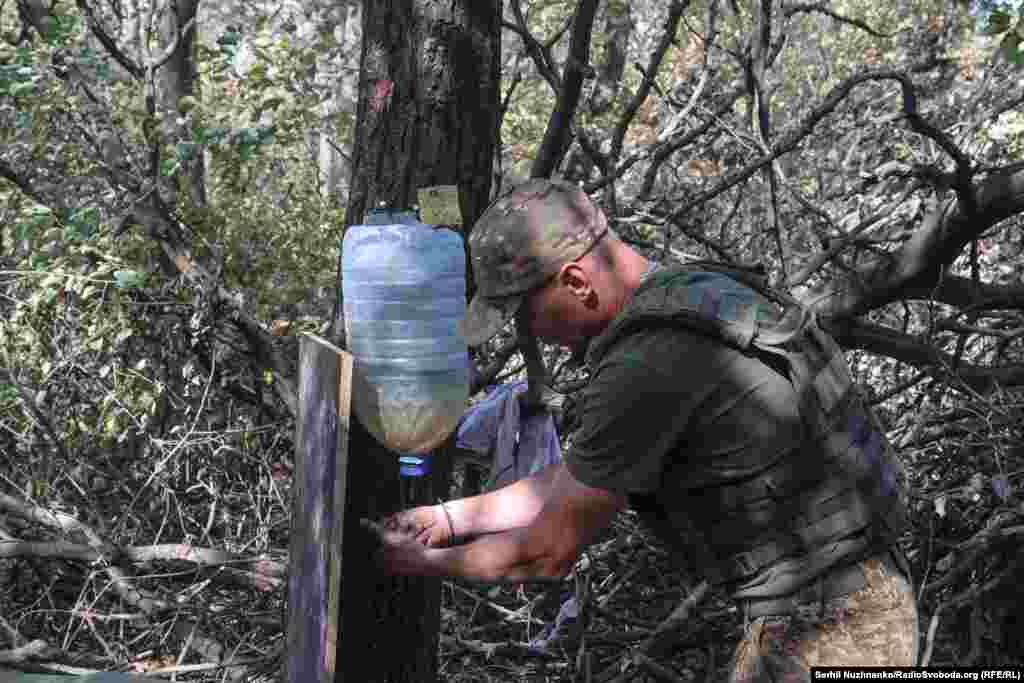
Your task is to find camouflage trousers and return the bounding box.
[730,552,919,683]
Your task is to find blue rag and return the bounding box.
[456,381,562,489]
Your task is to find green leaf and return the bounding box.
[9,81,33,96]
[113,269,145,290]
[1000,31,1024,65]
[176,141,197,162]
[987,8,1013,34]
[65,207,98,241]
[197,126,230,146]
[95,60,112,81]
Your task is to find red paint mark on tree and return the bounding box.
[370,79,394,113]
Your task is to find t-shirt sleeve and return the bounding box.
[565,329,713,495]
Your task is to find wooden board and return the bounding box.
[284,334,352,683]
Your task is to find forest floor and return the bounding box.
[2,474,1022,681]
[436,509,1024,683]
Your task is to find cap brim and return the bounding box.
[459,293,524,347]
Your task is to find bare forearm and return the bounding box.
[422,526,566,584]
[445,462,562,538]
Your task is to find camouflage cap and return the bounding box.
[459,178,608,347]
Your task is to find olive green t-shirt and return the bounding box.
[565,324,805,517]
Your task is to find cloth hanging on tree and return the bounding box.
[456,380,562,489]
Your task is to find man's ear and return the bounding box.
[561,263,592,301]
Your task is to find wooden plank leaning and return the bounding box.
[284,334,353,683]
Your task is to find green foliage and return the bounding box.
[0,383,16,407]
[974,0,1024,64]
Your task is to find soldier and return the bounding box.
[363,178,918,681]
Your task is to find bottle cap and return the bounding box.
[398,455,430,477]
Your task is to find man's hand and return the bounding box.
[360,518,433,576]
[379,505,453,548]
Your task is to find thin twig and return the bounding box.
[445,582,548,626]
[919,611,941,666]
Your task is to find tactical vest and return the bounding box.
[586,262,909,599]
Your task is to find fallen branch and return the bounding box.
[0,493,247,678]
[598,581,710,683]
[637,581,709,659]
[440,634,559,661]
[0,640,50,664]
[0,539,285,592]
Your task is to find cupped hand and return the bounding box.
[360,518,431,576]
[379,504,453,548]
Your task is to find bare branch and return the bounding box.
[901,276,1024,312]
[0,639,50,664]
[470,336,519,395]
[147,16,196,71]
[661,65,950,222]
[504,0,560,94]
[783,2,898,39]
[809,169,1024,321]
[896,75,978,218]
[634,86,745,197]
[75,0,144,79]
[2,367,72,464]
[787,183,920,287]
[609,2,689,162]
[123,201,298,417]
[530,0,600,179]
[828,319,1024,392]
[0,159,48,206]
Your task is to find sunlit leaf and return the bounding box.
[113,269,145,290]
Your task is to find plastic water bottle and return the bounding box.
[342,209,469,454]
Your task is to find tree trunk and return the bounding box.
[345,1,500,226]
[337,2,500,682]
[157,0,206,208]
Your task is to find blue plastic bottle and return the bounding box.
[342,209,469,455]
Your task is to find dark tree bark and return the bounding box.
[157,0,206,207]
[345,1,500,228]
[337,2,501,682]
